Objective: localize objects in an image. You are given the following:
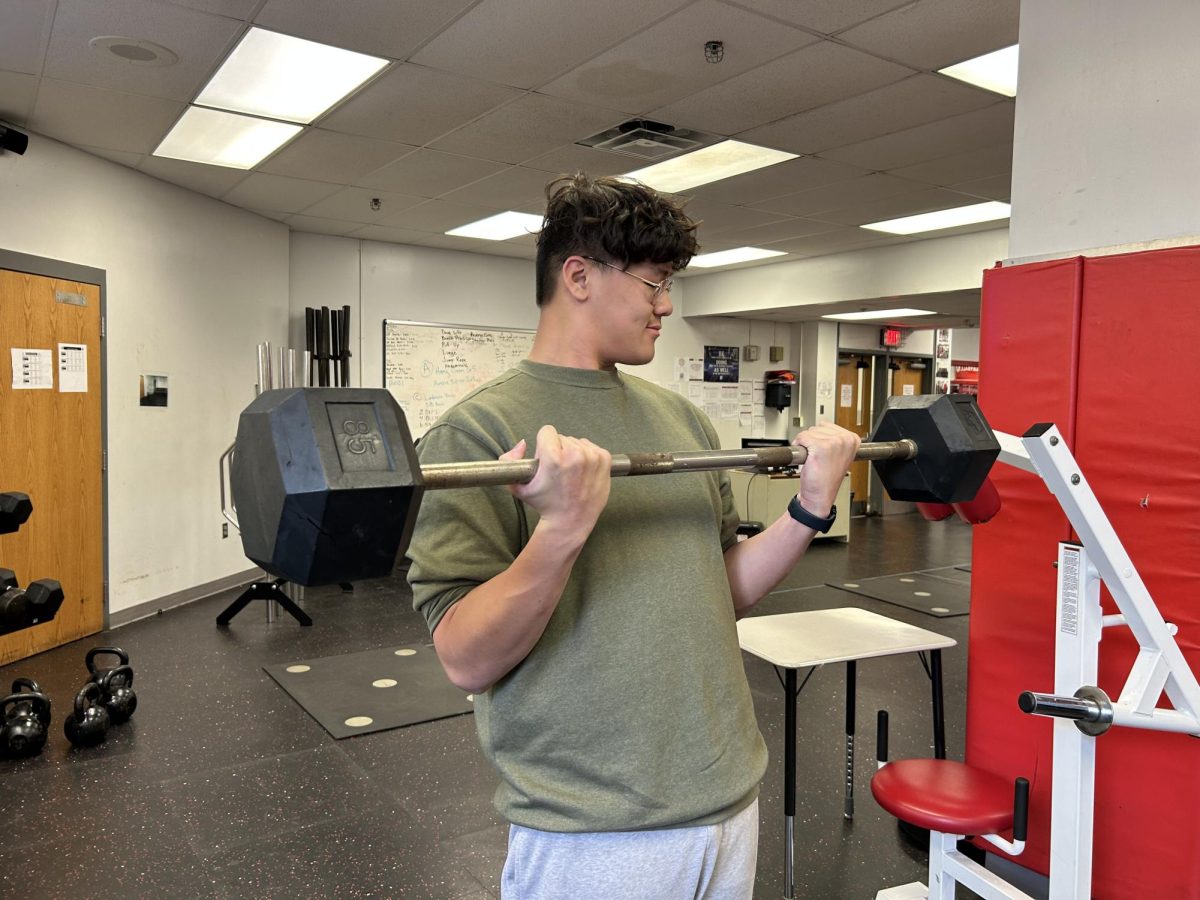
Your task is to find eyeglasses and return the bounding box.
[582,257,673,298]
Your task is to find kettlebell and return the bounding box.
[64,682,110,747]
[98,664,137,724]
[11,678,51,728]
[85,646,130,687]
[2,681,50,758]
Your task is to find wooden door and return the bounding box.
[889,359,926,400]
[0,268,104,665]
[835,354,873,509]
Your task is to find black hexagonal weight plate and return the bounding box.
[230,388,424,586]
[869,394,999,504]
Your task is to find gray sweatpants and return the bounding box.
[501,799,759,900]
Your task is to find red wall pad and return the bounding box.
[969,249,1200,898]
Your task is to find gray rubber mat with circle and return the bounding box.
[265,643,474,739]
[826,570,970,617]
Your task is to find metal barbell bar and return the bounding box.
[419,440,917,490]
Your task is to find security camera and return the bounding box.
[0,125,29,156]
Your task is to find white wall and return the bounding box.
[0,136,290,614]
[681,228,1008,316]
[1010,0,1200,259]
[950,327,979,362]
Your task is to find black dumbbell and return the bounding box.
[87,648,137,724]
[0,587,28,631]
[24,579,63,627]
[0,568,16,590]
[0,492,32,535]
[2,679,51,758]
[64,683,109,747]
[98,665,137,724]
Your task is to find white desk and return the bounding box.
[737,608,957,900]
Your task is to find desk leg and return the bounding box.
[784,666,796,900]
[845,660,856,819]
[930,649,946,759]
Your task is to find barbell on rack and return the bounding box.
[228,388,998,587]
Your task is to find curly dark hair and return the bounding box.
[534,173,699,306]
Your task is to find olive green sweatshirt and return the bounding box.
[407,359,767,833]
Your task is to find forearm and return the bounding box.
[432,521,587,692]
[724,511,822,617]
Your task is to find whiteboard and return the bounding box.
[383,319,535,437]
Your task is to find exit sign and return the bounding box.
[880,327,904,348]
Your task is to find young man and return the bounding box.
[407,173,860,899]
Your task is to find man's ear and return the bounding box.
[561,256,591,302]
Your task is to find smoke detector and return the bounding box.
[90,36,179,67]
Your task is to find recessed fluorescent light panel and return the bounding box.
[196,27,388,124]
[154,106,302,169]
[624,140,798,193]
[446,211,544,241]
[689,247,787,268]
[939,44,1019,97]
[862,201,1011,235]
[822,308,936,322]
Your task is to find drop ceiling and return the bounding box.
[1,0,1017,321]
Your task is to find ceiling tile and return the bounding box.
[45,0,243,102]
[430,93,621,164]
[221,173,344,214]
[252,209,292,223]
[1,0,55,75]
[168,0,259,17]
[838,0,1020,70]
[378,199,503,234]
[650,40,913,134]
[751,172,925,216]
[759,226,897,257]
[78,144,145,168]
[255,0,478,60]
[355,149,509,197]
[346,223,432,243]
[887,141,1012,186]
[806,186,984,226]
[440,166,556,210]
[414,233,504,253]
[0,70,39,123]
[411,0,692,90]
[738,73,996,155]
[477,242,538,260]
[685,155,870,206]
[302,186,425,223]
[722,0,916,35]
[320,64,523,146]
[286,216,360,237]
[819,101,1014,170]
[950,173,1011,202]
[710,216,835,246]
[139,154,249,198]
[29,80,186,154]
[541,0,818,114]
[523,143,644,178]
[257,129,415,184]
[683,198,793,235]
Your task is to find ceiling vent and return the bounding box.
[577,119,721,161]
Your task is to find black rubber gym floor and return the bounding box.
[0,513,972,899]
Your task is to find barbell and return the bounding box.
[229,388,998,587]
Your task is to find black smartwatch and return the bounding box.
[787,496,837,533]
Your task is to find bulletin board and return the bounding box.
[383,319,535,438]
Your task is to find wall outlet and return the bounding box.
[793,417,803,427]
[222,522,229,538]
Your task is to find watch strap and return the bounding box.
[787,496,837,533]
